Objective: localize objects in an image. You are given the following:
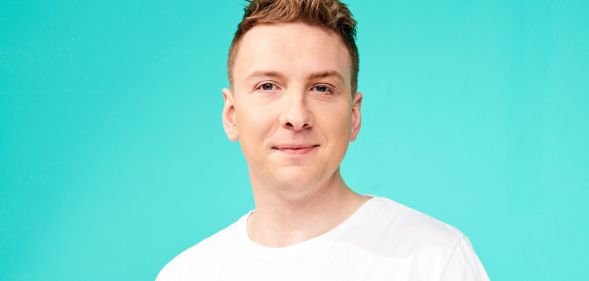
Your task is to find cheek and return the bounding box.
[320,106,353,139]
[235,105,277,143]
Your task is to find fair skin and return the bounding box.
[222,22,369,248]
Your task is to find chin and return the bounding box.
[270,167,330,191]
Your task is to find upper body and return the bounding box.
[159,0,490,279]
[157,196,489,281]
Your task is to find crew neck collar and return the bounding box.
[236,195,376,259]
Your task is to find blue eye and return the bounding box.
[260,83,275,91]
[311,84,333,94]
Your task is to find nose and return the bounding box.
[280,92,313,131]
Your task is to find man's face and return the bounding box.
[223,22,362,189]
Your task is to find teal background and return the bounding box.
[1,0,587,280]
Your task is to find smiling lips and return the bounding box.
[272,144,320,155]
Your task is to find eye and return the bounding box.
[311,84,334,95]
[257,82,278,91]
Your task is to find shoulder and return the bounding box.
[441,235,490,281]
[155,217,243,281]
[365,196,463,241]
[344,196,465,259]
[342,196,489,279]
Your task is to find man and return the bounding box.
[158,0,489,280]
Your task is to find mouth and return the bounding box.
[272,144,320,155]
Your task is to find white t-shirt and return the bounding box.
[157,196,489,281]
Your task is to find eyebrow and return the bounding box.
[247,71,285,81]
[246,70,344,83]
[307,71,344,82]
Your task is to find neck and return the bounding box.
[247,169,369,248]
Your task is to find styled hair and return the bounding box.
[228,0,359,93]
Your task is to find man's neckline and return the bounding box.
[237,195,377,259]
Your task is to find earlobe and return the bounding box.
[222,88,239,141]
[350,92,363,141]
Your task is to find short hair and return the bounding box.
[228,0,359,94]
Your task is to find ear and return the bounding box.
[222,88,238,141]
[350,92,362,141]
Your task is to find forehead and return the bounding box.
[233,22,352,85]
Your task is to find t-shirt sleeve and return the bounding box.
[440,235,490,281]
